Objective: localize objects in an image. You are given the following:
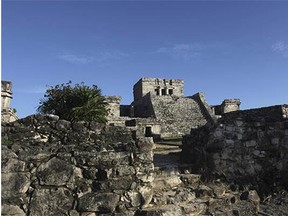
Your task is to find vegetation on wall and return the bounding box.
[37,81,108,123]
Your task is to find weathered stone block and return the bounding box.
[93,176,134,191]
[116,166,135,177]
[152,176,182,191]
[77,192,120,213]
[2,158,26,173]
[29,188,74,216]
[125,190,142,207]
[2,173,30,198]
[37,157,74,186]
[139,185,153,208]
[1,204,25,216]
[55,119,71,131]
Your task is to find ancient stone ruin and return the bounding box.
[1,81,18,123]
[1,78,288,215]
[105,77,238,139]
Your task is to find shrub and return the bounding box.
[37,81,108,123]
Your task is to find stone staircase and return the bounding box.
[136,142,259,216]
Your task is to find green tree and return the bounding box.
[37,81,108,123]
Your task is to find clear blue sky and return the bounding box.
[2,0,288,118]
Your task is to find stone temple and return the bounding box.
[1,77,240,139]
[105,77,241,139]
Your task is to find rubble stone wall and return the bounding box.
[182,105,288,196]
[1,115,154,216]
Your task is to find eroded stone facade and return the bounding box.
[126,78,231,137]
[133,78,184,101]
[1,81,18,123]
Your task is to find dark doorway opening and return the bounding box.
[169,89,173,95]
[161,89,166,95]
[155,89,160,96]
[145,126,152,137]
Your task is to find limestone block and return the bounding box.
[139,185,153,208]
[80,213,97,216]
[1,204,25,216]
[69,210,80,216]
[55,119,71,131]
[37,157,74,186]
[152,176,182,191]
[125,190,142,207]
[77,192,120,213]
[135,152,153,162]
[2,173,30,198]
[137,172,154,183]
[93,176,134,191]
[139,204,183,216]
[29,188,74,216]
[1,147,18,160]
[116,166,135,177]
[181,202,207,215]
[1,158,26,173]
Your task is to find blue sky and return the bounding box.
[2,0,288,118]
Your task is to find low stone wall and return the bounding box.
[1,114,154,216]
[182,105,288,197]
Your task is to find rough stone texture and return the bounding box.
[182,104,288,197]
[133,78,184,101]
[1,81,18,123]
[105,96,121,118]
[129,78,220,137]
[29,188,74,216]
[138,166,259,216]
[132,92,214,137]
[1,114,154,215]
[213,99,241,115]
[2,204,26,216]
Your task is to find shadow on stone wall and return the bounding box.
[182,105,288,198]
[1,114,155,216]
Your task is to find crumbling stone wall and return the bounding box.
[2,81,18,123]
[105,96,122,119]
[213,99,241,115]
[2,115,154,216]
[182,105,288,197]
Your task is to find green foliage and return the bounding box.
[37,81,108,123]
